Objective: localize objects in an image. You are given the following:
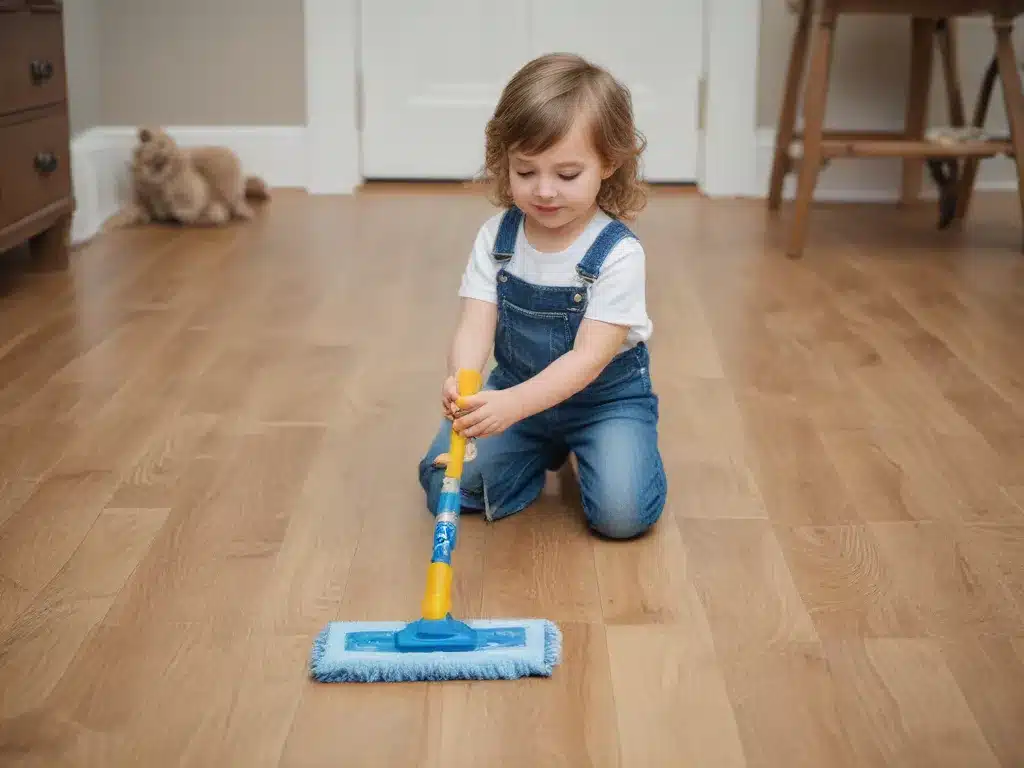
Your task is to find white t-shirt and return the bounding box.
[458,209,653,350]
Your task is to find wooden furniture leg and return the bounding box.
[993,15,1024,248]
[768,0,813,209]
[902,17,936,205]
[930,18,967,226]
[954,55,999,221]
[936,19,966,127]
[27,211,71,272]
[787,6,837,258]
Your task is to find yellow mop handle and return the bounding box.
[421,368,482,620]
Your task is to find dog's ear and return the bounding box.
[138,127,154,143]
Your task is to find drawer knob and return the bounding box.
[34,152,58,174]
[30,59,54,84]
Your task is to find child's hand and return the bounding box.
[453,389,524,438]
[441,375,461,420]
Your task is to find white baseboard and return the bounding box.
[70,129,116,245]
[752,127,1018,203]
[70,125,308,246]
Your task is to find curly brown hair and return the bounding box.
[481,53,647,220]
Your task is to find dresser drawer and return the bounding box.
[0,112,71,232]
[0,10,67,117]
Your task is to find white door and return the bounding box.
[359,0,704,183]
[358,1,532,179]
[530,1,704,183]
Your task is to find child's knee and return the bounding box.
[417,457,441,515]
[417,430,485,516]
[586,498,663,539]
[418,425,451,510]
[582,469,666,540]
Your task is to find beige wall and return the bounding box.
[757,1,1020,132]
[97,0,306,126]
[63,0,102,136]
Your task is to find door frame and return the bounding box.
[303,0,762,198]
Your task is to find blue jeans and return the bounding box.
[418,354,666,539]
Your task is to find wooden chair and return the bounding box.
[767,0,1024,258]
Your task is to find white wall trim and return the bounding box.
[70,129,113,245]
[701,0,763,197]
[303,0,763,198]
[754,126,1019,202]
[70,125,307,245]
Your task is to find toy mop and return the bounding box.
[309,369,562,683]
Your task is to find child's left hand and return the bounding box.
[453,389,524,438]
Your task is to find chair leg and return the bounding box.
[937,19,966,127]
[768,0,813,210]
[901,17,935,206]
[955,54,998,221]
[786,9,836,258]
[933,18,966,227]
[993,16,1024,248]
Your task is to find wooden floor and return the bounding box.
[1,188,1023,766]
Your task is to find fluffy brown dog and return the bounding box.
[106,127,270,228]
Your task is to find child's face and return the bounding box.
[507,118,612,231]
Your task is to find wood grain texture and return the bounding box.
[1,188,1023,765]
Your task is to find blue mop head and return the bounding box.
[309,616,562,683]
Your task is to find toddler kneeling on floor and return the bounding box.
[417,53,667,539]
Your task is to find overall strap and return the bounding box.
[491,206,524,263]
[575,219,637,284]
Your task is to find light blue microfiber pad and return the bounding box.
[309,618,562,683]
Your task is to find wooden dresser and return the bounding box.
[0,0,72,271]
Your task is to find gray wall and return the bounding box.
[64,0,101,136]
[757,1,1021,132]
[97,0,305,126]
[64,0,306,128]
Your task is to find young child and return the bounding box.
[417,52,667,539]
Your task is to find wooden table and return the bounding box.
[767,0,1024,257]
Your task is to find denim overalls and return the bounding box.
[419,206,667,539]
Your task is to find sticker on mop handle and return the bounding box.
[430,440,477,468]
[431,521,456,564]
